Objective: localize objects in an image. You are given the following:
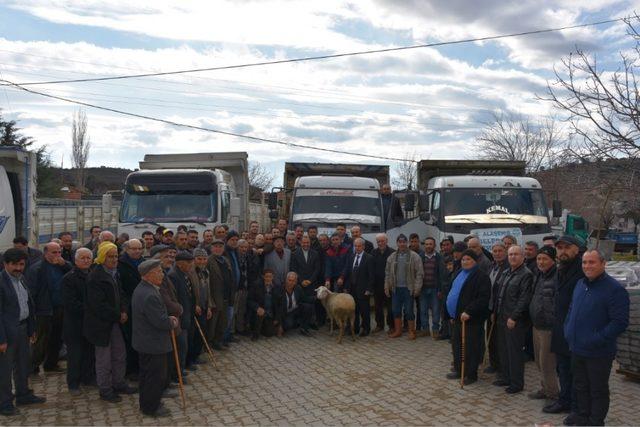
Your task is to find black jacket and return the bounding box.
[62,267,89,342]
[341,251,375,298]
[247,281,283,320]
[529,266,557,330]
[290,248,321,291]
[419,251,447,291]
[84,265,127,347]
[239,251,261,291]
[167,267,194,331]
[0,271,35,344]
[444,268,491,324]
[372,246,394,291]
[117,254,142,311]
[26,259,72,315]
[278,285,309,320]
[551,256,584,356]
[496,263,533,322]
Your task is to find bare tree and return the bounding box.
[391,152,418,190]
[248,161,274,200]
[475,112,563,173]
[71,109,91,192]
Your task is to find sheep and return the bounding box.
[315,285,356,344]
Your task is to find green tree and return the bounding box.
[0,111,60,197]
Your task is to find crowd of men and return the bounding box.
[0,220,631,424]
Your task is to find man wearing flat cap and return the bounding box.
[207,239,234,351]
[544,235,585,416]
[167,251,195,377]
[132,259,179,417]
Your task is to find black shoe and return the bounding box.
[359,330,370,337]
[563,413,588,426]
[127,373,139,382]
[212,343,224,351]
[162,390,178,398]
[186,365,198,372]
[153,405,171,418]
[222,342,229,348]
[309,324,319,331]
[100,392,122,403]
[435,334,450,341]
[463,377,477,385]
[227,336,239,343]
[483,366,497,374]
[505,386,522,394]
[193,358,206,365]
[492,379,509,387]
[44,366,65,374]
[16,394,46,405]
[446,372,461,380]
[251,334,259,341]
[300,329,311,337]
[0,405,19,416]
[114,385,138,395]
[543,401,571,414]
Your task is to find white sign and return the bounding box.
[471,227,523,250]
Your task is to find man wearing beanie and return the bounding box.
[528,246,560,405]
[132,259,179,417]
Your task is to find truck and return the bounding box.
[117,152,250,239]
[388,160,553,248]
[269,162,390,241]
[0,146,38,251]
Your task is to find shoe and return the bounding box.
[44,366,65,374]
[416,330,429,337]
[250,334,259,341]
[100,392,122,403]
[69,388,82,397]
[114,385,138,395]
[483,366,497,374]
[186,365,198,372]
[358,330,369,337]
[300,329,311,337]
[222,342,229,348]
[372,326,384,333]
[193,358,206,365]
[127,373,139,382]
[431,331,440,340]
[407,320,416,340]
[446,372,461,380]
[505,386,522,394]
[0,405,19,416]
[153,405,171,417]
[528,390,546,400]
[543,401,571,414]
[463,377,477,385]
[563,413,588,426]
[309,324,319,331]
[15,394,46,405]
[388,318,403,338]
[162,390,178,398]
[212,343,224,351]
[492,379,509,387]
[227,336,239,343]
[435,334,449,341]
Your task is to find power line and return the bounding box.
[3,17,625,87]
[1,79,416,163]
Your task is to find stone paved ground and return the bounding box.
[5,330,640,426]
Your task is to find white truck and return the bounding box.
[117,152,250,239]
[0,146,38,252]
[269,162,389,242]
[388,160,552,248]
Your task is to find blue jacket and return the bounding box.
[564,273,629,358]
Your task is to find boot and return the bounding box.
[388,318,403,338]
[408,320,416,340]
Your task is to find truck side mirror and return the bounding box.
[268,192,278,210]
[230,197,241,217]
[552,200,562,218]
[418,194,429,211]
[268,210,279,220]
[419,211,432,222]
[404,193,416,212]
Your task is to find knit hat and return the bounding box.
[150,244,170,257]
[452,241,467,253]
[95,242,117,265]
[211,239,225,246]
[396,233,408,242]
[193,248,208,258]
[461,249,479,261]
[555,235,585,249]
[538,246,556,261]
[226,230,239,240]
[175,251,194,261]
[138,259,162,276]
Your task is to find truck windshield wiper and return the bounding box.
[121,220,162,228]
[174,219,207,226]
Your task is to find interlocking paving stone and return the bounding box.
[3,329,639,425]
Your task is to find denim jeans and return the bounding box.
[392,287,414,320]
[419,288,440,332]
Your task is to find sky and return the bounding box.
[0,0,637,184]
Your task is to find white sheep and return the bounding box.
[315,286,356,344]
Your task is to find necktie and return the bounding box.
[354,254,360,270]
[288,293,293,310]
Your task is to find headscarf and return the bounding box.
[95,242,118,265]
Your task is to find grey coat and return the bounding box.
[263,248,291,288]
[132,280,173,355]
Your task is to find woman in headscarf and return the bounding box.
[445,249,491,385]
[84,242,137,402]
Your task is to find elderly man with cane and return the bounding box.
[445,249,491,386]
[132,259,179,417]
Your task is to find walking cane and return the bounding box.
[460,318,467,389]
[483,318,495,368]
[194,317,218,371]
[170,329,187,410]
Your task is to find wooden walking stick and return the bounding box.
[194,317,218,370]
[170,329,187,410]
[483,318,495,368]
[460,318,466,389]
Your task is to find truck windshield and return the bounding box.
[442,188,547,217]
[120,191,216,223]
[291,188,382,218]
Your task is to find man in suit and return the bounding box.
[0,249,46,416]
[132,259,179,418]
[342,238,375,336]
[279,272,313,336]
[289,235,321,326]
[349,226,373,253]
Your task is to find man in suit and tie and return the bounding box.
[350,226,374,254]
[289,235,321,326]
[0,249,46,416]
[342,238,375,336]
